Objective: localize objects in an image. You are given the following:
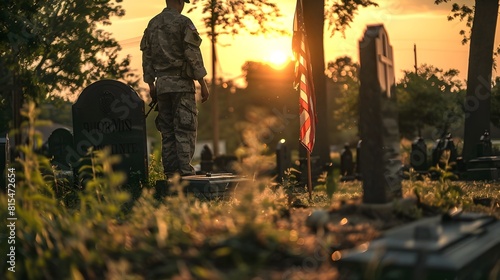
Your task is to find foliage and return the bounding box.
[37,96,73,127]
[187,0,287,40]
[434,0,474,45]
[413,150,466,210]
[326,56,360,133]
[0,0,139,132]
[3,103,499,279]
[435,0,500,65]
[325,0,379,37]
[396,64,465,139]
[489,77,500,128]
[197,62,299,155]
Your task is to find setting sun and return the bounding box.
[266,49,291,69]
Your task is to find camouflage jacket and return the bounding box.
[141,7,207,93]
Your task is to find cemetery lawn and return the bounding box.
[3,156,500,280]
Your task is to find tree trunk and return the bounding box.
[211,0,219,156]
[462,0,499,162]
[303,0,329,166]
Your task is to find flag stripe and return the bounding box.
[292,0,316,152]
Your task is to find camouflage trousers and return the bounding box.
[155,92,197,177]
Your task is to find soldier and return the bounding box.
[141,0,210,178]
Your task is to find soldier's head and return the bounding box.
[166,0,189,13]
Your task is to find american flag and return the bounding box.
[292,0,316,152]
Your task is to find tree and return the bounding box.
[0,1,138,136]
[187,0,286,156]
[435,0,499,161]
[325,0,378,37]
[326,56,359,133]
[396,64,465,140]
[489,77,500,127]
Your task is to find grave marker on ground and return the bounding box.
[358,24,401,203]
[410,137,427,172]
[276,139,291,183]
[47,128,73,171]
[340,143,355,181]
[72,80,148,188]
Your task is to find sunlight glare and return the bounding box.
[266,49,290,69]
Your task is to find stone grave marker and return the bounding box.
[358,24,401,203]
[340,143,355,181]
[47,128,73,171]
[276,139,290,183]
[200,144,214,174]
[410,137,427,172]
[71,80,147,187]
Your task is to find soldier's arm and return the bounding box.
[183,20,207,80]
[140,29,155,84]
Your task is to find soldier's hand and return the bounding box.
[148,82,157,103]
[201,86,209,103]
[199,79,209,103]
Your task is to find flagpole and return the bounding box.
[307,149,313,200]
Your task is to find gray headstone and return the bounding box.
[47,128,73,171]
[71,80,148,185]
[410,137,427,172]
[276,139,291,183]
[340,143,354,177]
[200,144,214,174]
[358,24,401,203]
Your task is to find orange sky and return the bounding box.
[107,0,500,88]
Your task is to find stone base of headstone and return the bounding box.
[461,156,500,181]
[155,173,248,200]
[463,168,499,181]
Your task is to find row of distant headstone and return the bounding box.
[335,130,494,181]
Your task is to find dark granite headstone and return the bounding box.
[214,155,238,173]
[477,130,493,157]
[200,144,214,174]
[276,139,290,183]
[431,138,445,167]
[71,80,147,186]
[432,133,458,169]
[47,128,73,171]
[443,133,458,164]
[410,137,427,172]
[358,24,401,203]
[340,143,354,181]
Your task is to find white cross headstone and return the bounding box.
[376,31,395,98]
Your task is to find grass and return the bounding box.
[1,103,499,279]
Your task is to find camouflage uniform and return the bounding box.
[141,7,207,176]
